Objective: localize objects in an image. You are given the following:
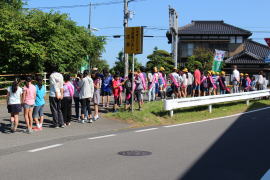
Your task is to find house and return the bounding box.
[176,20,270,74]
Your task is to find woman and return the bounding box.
[62,74,74,126]
[23,76,36,134]
[92,71,101,121]
[33,76,46,131]
[73,73,82,121]
[7,80,23,133]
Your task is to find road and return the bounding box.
[0,106,270,180]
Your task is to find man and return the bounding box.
[232,65,240,93]
[192,64,201,97]
[79,70,94,123]
[49,69,64,128]
[101,69,113,108]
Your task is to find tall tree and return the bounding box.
[146,47,174,74]
[111,51,141,76]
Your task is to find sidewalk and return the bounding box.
[0,100,130,151]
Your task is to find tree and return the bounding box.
[91,59,110,71]
[146,47,174,74]
[0,4,106,74]
[186,47,214,73]
[111,51,141,76]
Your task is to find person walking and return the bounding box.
[79,70,94,123]
[73,73,82,121]
[61,74,74,126]
[49,70,64,128]
[192,64,201,97]
[92,70,101,121]
[6,80,23,133]
[22,76,36,134]
[33,76,46,131]
[232,65,240,93]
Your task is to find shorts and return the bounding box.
[171,84,179,93]
[93,89,101,105]
[135,90,142,102]
[33,105,44,118]
[23,104,34,109]
[193,84,200,90]
[7,104,22,113]
[101,90,112,96]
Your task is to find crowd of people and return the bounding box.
[5,65,268,133]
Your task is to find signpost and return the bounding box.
[124,26,144,112]
[212,49,226,72]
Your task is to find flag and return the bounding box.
[212,49,226,72]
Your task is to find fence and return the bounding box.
[164,90,270,117]
[0,72,48,98]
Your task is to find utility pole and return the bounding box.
[169,6,179,68]
[88,2,92,71]
[123,0,129,77]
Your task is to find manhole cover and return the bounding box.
[118,150,152,156]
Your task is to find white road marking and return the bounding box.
[88,134,116,140]
[28,144,63,153]
[164,106,270,128]
[135,128,158,133]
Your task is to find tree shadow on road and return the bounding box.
[179,102,270,180]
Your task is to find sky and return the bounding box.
[24,0,270,68]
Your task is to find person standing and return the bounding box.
[135,70,144,111]
[187,70,194,96]
[232,65,240,93]
[23,76,36,133]
[244,73,251,92]
[181,68,188,98]
[200,72,208,96]
[158,67,167,99]
[49,70,64,128]
[7,80,23,133]
[101,69,113,108]
[61,74,74,126]
[92,70,101,121]
[257,71,264,90]
[169,68,181,98]
[192,64,201,97]
[148,67,159,101]
[112,73,122,112]
[79,70,94,123]
[218,71,227,94]
[207,71,216,95]
[33,76,46,131]
[73,73,82,121]
[124,73,133,111]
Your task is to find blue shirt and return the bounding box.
[101,75,113,92]
[35,85,46,106]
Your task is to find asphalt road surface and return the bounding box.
[0,107,270,180]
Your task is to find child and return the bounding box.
[62,74,74,126]
[218,71,227,94]
[7,80,23,133]
[200,72,208,96]
[135,70,143,111]
[33,76,46,131]
[124,73,133,111]
[23,76,36,134]
[92,70,101,120]
[244,74,251,92]
[112,73,122,112]
[101,69,113,108]
[73,73,82,121]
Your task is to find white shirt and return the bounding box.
[147,73,153,83]
[7,86,23,105]
[187,72,194,85]
[258,75,264,85]
[232,69,240,82]
[79,76,94,99]
[182,74,188,86]
[49,72,64,97]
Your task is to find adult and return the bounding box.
[135,69,144,111]
[257,71,264,90]
[79,70,94,123]
[138,67,147,103]
[49,70,64,128]
[101,69,113,108]
[232,65,240,93]
[181,68,188,98]
[62,74,74,126]
[7,80,23,133]
[192,64,201,97]
[23,76,36,133]
[33,76,46,131]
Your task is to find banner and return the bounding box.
[265,38,270,47]
[212,49,226,72]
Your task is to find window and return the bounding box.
[236,36,243,43]
[187,43,194,56]
[230,36,236,43]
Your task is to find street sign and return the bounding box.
[125,27,143,54]
[265,38,270,47]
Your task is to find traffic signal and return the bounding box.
[166,31,172,44]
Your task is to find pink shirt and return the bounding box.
[23,84,36,105]
[194,69,201,85]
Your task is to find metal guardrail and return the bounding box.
[164,90,270,117]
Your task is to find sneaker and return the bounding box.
[55,126,59,129]
[66,122,71,126]
[32,127,40,131]
[106,104,110,108]
[10,121,14,128]
[102,104,105,108]
[80,119,85,124]
[25,128,33,134]
[89,119,93,123]
[93,115,99,121]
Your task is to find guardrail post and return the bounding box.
[170,110,174,117]
[209,105,212,113]
[246,100,250,106]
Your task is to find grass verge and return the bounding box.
[104,99,270,128]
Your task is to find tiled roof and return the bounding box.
[225,40,270,64]
[179,21,252,36]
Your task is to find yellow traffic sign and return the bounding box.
[125,27,143,54]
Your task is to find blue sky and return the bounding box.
[25,0,270,68]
